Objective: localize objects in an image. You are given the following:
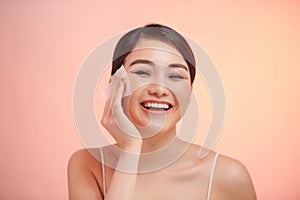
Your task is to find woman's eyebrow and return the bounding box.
[169,63,188,71]
[129,59,155,67]
[129,59,188,71]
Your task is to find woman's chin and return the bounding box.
[134,116,172,139]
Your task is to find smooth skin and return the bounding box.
[68,39,257,200]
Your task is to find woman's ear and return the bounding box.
[109,77,112,83]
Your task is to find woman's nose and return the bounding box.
[148,84,169,97]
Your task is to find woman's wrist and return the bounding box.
[118,140,143,153]
[124,142,142,153]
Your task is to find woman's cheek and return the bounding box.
[128,76,151,92]
[170,83,192,115]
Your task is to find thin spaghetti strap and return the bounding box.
[207,153,219,200]
[99,148,106,198]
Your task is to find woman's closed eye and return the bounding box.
[169,73,187,80]
[132,70,151,77]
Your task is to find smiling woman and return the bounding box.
[67,24,257,200]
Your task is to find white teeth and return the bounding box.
[143,102,170,109]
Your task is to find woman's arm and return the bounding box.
[104,145,141,199]
[101,78,143,199]
[68,78,143,200]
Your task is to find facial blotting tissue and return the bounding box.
[101,65,131,99]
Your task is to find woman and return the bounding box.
[68,24,256,200]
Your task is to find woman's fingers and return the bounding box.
[101,78,141,146]
[111,79,141,138]
[102,78,125,128]
[103,95,112,117]
[111,78,125,110]
[102,78,123,126]
[111,79,128,125]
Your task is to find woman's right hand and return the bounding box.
[101,78,142,152]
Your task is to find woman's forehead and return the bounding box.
[124,39,186,65]
[133,38,183,58]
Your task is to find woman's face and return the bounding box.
[122,38,192,135]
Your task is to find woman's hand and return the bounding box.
[101,78,142,151]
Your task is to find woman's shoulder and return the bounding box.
[68,148,103,182]
[201,151,257,199]
[213,153,256,197]
[183,144,256,199]
[68,148,101,167]
[185,144,251,176]
[67,149,103,199]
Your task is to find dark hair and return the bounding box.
[112,24,196,84]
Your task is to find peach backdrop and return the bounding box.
[1,0,299,199]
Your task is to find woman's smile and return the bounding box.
[140,99,173,116]
[140,100,173,113]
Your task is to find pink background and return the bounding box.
[1,0,299,199]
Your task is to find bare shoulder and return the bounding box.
[213,154,257,199]
[181,144,256,199]
[68,148,102,177]
[68,148,100,168]
[68,149,103,200]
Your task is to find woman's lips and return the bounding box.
[140,100,173,114]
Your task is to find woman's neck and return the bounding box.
[139,127,177,153]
